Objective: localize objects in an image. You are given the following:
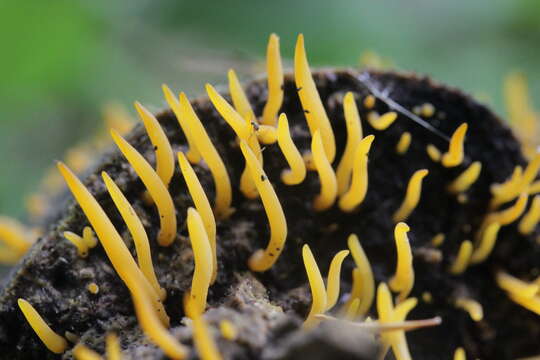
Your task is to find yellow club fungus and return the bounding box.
[519,195,540,235]
[496,271,539,298]
[449,240,473,275]
[186,302,223,360]
[529,180,540,195]
[56,162,169,326]
[455,297,484,321]
[341,268,363,316]
[261,33,284,126]
[393,169,429,223]
[178,152,218,284]
[347,234,375,316]
[312,130,338,211]
[17,298,68,354]
[277,113,306,185]
[325,250,350,311]
[470,222,500,264]
[367,111,398,131]
[228,69,257,126]
[256,124,278,144]
[0,217,32,256]
[219,320,237,341]
[339,135,375,212]
[302,244,327,329]
[102,171,165,300]
[484,193,528,227]
[63,231,89,257]
[396,132,411,155]
[336,92,364,195]
[178,92,232,218]
[134,101,175,186]
[507,292,540,315]
[102,102,133,135]
[431,233,445,247]
[106,333,122,360]
[363,94,376,109]
[186,207,213,315]
[441,123,468,167]
[454,347,466,360]
[82,226,97,248]
[73,344,103,360]
[162,84,201,164]
[87,282,99,294]
[389,223,415,301]
[239,140,288,272]
[420,103,435,118]
[110,129,177,247]
[447,161,482,194]
[294,34,336,162]
[490,165,524,208]
[344,298,361,320]
[426,144,441,162]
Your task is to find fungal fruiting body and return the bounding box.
[1,33,540,360]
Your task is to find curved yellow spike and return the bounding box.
[82,226,97,248]
[277,113,306,185]
[522,152,540,187]
[110,129,177,247]
[240,140,288,272]
[347,234,375,316]
[396,132,411,155]
[178,92,232,218]
[256,124,278,144]
[106,333,122,360]
[426,144,441,162]
[485,193,528,226]
[302,244,327,329]
[228,69,257,125]
[470,222,500,264]
[490,166,523,208]
[178,152,217,284]
[102,171,165,300]
[344,298,361,320]
[454,347,466,360]
[389,223,414,302]
[529,180,540,195]
[431,233,445,247]
[519,195,540,235]
[190,310,223,360]
[336,92,363,195]
[367,111,397,131]
[449,240,473,275]
[339,135,375,212]
[63,231,88,257]
[447,161,482,194]
[393,297,417,320]
[87,282,99,294]
[312,130,338,211]
[442,123,468,167]
[393,169,429,223]
[134,101,175,186]
[0,217,32,255]
[56,162,169,326]
[363,95,376,109]
[294,34,336,162]
[162,84,201,163]
[73,344,102,360]
[340,268,363,316]
[261,33,284,126]
[455,297,483,321]
[507,292,540,315]
[219,320,237,341]
[186,208,213,315]
[325,250,349,311]
[496,271,539,298]
[17,299,68,354]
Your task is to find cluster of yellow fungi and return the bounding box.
[3,32,537,360]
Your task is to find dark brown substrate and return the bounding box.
[0,69,538,360]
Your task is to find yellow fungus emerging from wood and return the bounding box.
[490,165,524,209]
[189,310,223,360]
[484,193,528,227]
[393,169,429,223]
[367,111,398,131]
[325,250,349,311]
[178,152,218,283]
[277,113,306,185]
[496,272,539,298]
[519,195,540,235]
[261,33,284,126]
[470,222,500,264]
[87,282,99,294]
[449,240,473,275]
[134,101,175,186]
[256,124,278,144]
[110,130,177,247]
[0,217,32,256]
[507,292,540,315]
[447,161,482,194]
[344,298,360,320]
[219,320,237,341]
[64,231,89,257]
[82,226,97,248]
[347,234,375,316]
[363,94,376,109]
[339,135,375,212]
[442,123,468,167]
[529,181,540,195]
[341,268,363,316]
[455,297,483,321]
[240,140,288,272]
[228,69,257,126]
[17,298,68,354]
[312,130,338,211]
[426,144,441,162]
[162,84,201,164]
[302,244,327,329]
[420,103,435,118]
[431,233,445,247]
[454,347,466,360]
[389,223,415,302]
[294,34,336,162]
[106,333,122,360]
[336,92,364,195]
[102,171,165,299]
[187,208,213,316]
[73,344,103,360]
[396,132,411,155]
[178,92,232,218]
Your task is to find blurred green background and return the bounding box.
[1,0,539,220]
